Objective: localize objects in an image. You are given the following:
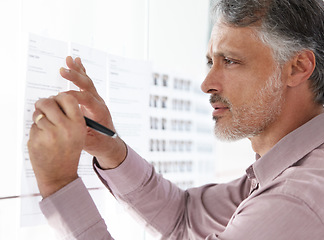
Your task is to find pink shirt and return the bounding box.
[40,112,324,239]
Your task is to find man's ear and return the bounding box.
[287,50,316,87]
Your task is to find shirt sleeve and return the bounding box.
[39,178,114,240]
[94,145,251,239]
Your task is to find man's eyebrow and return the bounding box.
[207,50,245,60]
[206,52,226,60]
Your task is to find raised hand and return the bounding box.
[59,56,127,169]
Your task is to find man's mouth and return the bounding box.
[212,104,229,116]
[209,94,231,117]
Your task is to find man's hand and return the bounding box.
[60,56,127,169]
[28,93,86,198]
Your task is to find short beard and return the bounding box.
[212,66,284,141]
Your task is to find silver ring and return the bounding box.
[35,113,45,124]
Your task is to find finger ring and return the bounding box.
[35,113,45,124]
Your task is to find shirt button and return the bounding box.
[251,179,259,189]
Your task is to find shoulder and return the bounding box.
[248,150,324,227]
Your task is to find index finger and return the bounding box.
[34,97,67,127]
[60,67,100,98]
[66,56,86,74]
[74,57,86,73]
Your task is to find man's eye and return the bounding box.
[224,58,237,65]
[207,60,213,68]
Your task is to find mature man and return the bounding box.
[28,0,324,239]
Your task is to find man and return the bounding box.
[28,0,324,239]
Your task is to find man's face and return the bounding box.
[201,22,286,141]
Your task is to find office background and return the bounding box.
[0,0,254,239]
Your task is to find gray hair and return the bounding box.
[211,0,324,104]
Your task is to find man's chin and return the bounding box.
[213,123,252,142]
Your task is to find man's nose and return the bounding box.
[201,66,222,94]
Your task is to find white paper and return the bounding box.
[70,42,107,98]
[22,33,68,196]
[107,55,151,155]
[21,34,107,226]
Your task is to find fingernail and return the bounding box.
[60,67,71,73]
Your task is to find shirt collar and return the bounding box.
[246,111,324,188]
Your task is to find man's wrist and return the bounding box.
[38,175,79,198]
[95,137,128,169]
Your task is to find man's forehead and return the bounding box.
[207,22,264,57]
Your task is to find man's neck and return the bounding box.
[250,104,324,157]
